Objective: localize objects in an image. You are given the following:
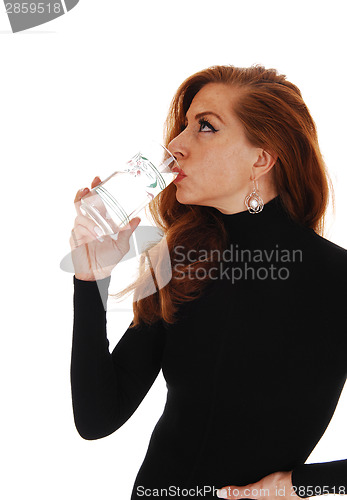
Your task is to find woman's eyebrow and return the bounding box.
[184,111,225,125]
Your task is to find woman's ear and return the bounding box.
[253,149,278,177]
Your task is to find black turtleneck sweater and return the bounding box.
[70,195,347,499]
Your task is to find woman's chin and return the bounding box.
[175,187,206,207]
[175,190,192,205]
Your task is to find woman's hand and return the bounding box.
[70,176,141,281]
[217,471,305,500]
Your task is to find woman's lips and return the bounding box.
[172,167,187,183]
[173,172,187,183]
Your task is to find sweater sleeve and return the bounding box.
[70,275,166,440]
[291,459,347,497]
[291,315,347,497]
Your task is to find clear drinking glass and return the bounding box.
[79,141,180,238]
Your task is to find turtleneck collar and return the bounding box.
[210,195,298,245]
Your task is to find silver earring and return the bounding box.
[244,179,264,214]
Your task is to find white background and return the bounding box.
[1,1,346,499]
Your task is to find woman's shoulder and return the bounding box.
[297,225,347,271]
[305,227,347,255]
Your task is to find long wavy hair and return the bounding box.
[110,64,334,327]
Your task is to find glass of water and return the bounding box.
[79,141,180,238]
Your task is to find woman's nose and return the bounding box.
[168,134,187,161]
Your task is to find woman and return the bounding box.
[69,65,347,499]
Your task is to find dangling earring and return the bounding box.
[244,178,264,214]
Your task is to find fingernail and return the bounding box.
[94,226,104,242]
[217,490,228,499]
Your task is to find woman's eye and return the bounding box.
[199,118,217,133]
[179,118,217,134]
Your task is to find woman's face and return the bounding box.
[168,82,276,214]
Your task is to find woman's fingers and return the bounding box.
[91,176,101,189]
[71,178,142,272]
[71,213,140,250]
[73,176,123,237]
[74,187,90,216]
[70,225,93,249]
[74,187,88,204]
[80,176,113,228]
[72,214,105,244]
[115,217,141,253]
[73,177,101,216]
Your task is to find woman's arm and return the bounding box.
[291,459,347,497]
[70,275,166,440]
[217,463,347,499]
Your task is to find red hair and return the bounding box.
[111,64,334,327]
